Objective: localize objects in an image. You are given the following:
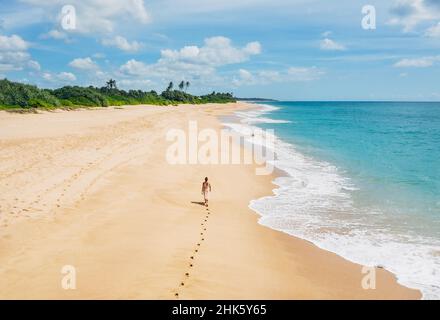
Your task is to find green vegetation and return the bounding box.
[0,78,236,110]
[0,79,61,109]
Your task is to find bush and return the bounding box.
[0,79,60,109]
[0,79,236,110]
[200,91,236,103]
[52,86,108,107]
[161,90,197,103]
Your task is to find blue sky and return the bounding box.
[1,0,440,100]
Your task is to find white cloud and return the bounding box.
[58,71,76,81]
[93,53,106,59]
[0,34,29,51]
[21,0,151,34]
[160,36,261,66]
[425,22,440,36]
[243,41,262,55]
[43,71,76,82]
[117,36,262,92]
[0,63,18,72]
[102,36,143,52]
[119,36,322,90]
[120,36,262,82]
[287,67,325,81]
[320,38,345,51]
[69,57,99,70]
[0,51,30,71]
[40,29,69,41]
[0,34,40,73]
[393,56,440,67]
[27,60,41,71]
[232,66,324,86]
[42,73,52,81]
[238,69,254,81]
[388,0,440,32]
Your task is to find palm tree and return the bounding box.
[166,81,174,91]
[178,80,185,91]
[106,79,117,90]
[185,81,190,91]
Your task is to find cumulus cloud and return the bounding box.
[393,56,440,67]
[159,36,261,66]
[102,36,143,52]
[119,36,322,89]
[0,34,41,73]
[0,51,30,72]
[69,57,99,70]
[320,38,345,51]
[21,0,151,34]
[41,29,69,41]
[0,34,29,51]
[232,66,324,86]
[43,71,76,82]
[388,0,440,32]
[120,36,262,82]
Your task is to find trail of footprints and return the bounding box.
[1,144,136,225]
[174,206,211,299]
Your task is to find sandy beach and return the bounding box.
[0,102,421,299]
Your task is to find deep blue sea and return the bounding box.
[224,101,440,299]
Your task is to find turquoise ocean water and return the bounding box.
[224,101,440,299]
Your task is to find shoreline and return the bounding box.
[233,102,431,299]
[0,102,420,299]
[220,102,422,299]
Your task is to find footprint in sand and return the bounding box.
[175,206,212,296]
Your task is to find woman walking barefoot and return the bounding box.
[201,177,212,207]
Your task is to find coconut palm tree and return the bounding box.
[185,81,190,91]
[166,81,174,91]
[179,80,185,91]
[106,79,117,90]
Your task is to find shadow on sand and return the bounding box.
[191,201,206,206]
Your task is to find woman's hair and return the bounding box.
[205,177,208,182]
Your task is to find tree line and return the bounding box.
[0,79,236,110]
